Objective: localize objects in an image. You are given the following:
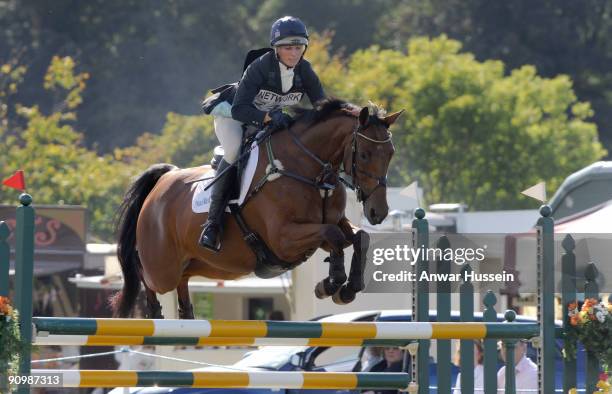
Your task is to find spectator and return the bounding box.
[497,340,537,393]
[360,347,383,372]
[363,347,405,394]
[453,340,485,394]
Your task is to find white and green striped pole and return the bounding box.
[32,317,540,340]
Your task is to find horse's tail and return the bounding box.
[110,163,178,318]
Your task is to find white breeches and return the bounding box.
[213,116,243,164]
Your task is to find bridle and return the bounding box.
[244,115,392,223]
[341,120,393,203]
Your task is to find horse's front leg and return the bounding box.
[335,217,370,304]
[277,223,348,301]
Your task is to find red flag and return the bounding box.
[2,170,26,191]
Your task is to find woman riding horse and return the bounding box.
[112,98,402,319]
[199,16,325,251]
[110,17,403,318]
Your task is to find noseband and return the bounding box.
[343,122,393,203]
[246,117,392,220]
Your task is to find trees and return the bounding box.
[377,0,612,153]
[309,36,606,209]
[3,0,610,156]
[0,55,218,240]
[116,112,217,171]
[0,56,133,239]
[0,1,258,151]
[1,36,606,239]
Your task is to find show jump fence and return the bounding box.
[0,194,607,393]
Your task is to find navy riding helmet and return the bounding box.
[269,16,309,47]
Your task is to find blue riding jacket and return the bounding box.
[231,50,325,128]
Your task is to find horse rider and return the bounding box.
[199,16,326,251]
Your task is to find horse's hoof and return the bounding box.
[315,277,343,299]
[315,281,330,299]
[332,286,356,305]
[350,280,365,293]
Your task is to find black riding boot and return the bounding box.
[198,159,236,251]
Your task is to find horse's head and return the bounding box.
[344,106,403,225]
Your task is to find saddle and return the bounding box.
[215,125,303,279]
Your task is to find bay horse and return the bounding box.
[111,99,402,319]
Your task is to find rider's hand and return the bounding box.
[268,109,292,130]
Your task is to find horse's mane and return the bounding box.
[293,97,387,127]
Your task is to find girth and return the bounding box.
[228,203,303,279]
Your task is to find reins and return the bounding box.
[245,114,392,223]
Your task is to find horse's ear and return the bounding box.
[359,107,369,127]
[383,110,405,126]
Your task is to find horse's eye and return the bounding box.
[359,152,369,161]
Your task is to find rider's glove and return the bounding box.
[268,109,292,130]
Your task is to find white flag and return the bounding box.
[521,181,546,202]
[400,181,422,206]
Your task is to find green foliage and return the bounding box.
[305,33,346,96]
[0,296,23,391]
[2,106,133,239]
[0,34,608,239]
[309,35,606,209]
[117,112,217,169]
[565,299,612,371]
[1,54,220,240]
[250,0,390,53]
[0,57,134,240]
[0,0,261,150]
[377,0,612,150]
[0,58,26,134]
[2,0,612,157]
[44,56,89,112]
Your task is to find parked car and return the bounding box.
[108,310,582,394]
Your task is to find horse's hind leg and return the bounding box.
[177,277,194,319]
[143,284,164,319]
[136,265,164,318]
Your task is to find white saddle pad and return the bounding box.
[191,144,259,213]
